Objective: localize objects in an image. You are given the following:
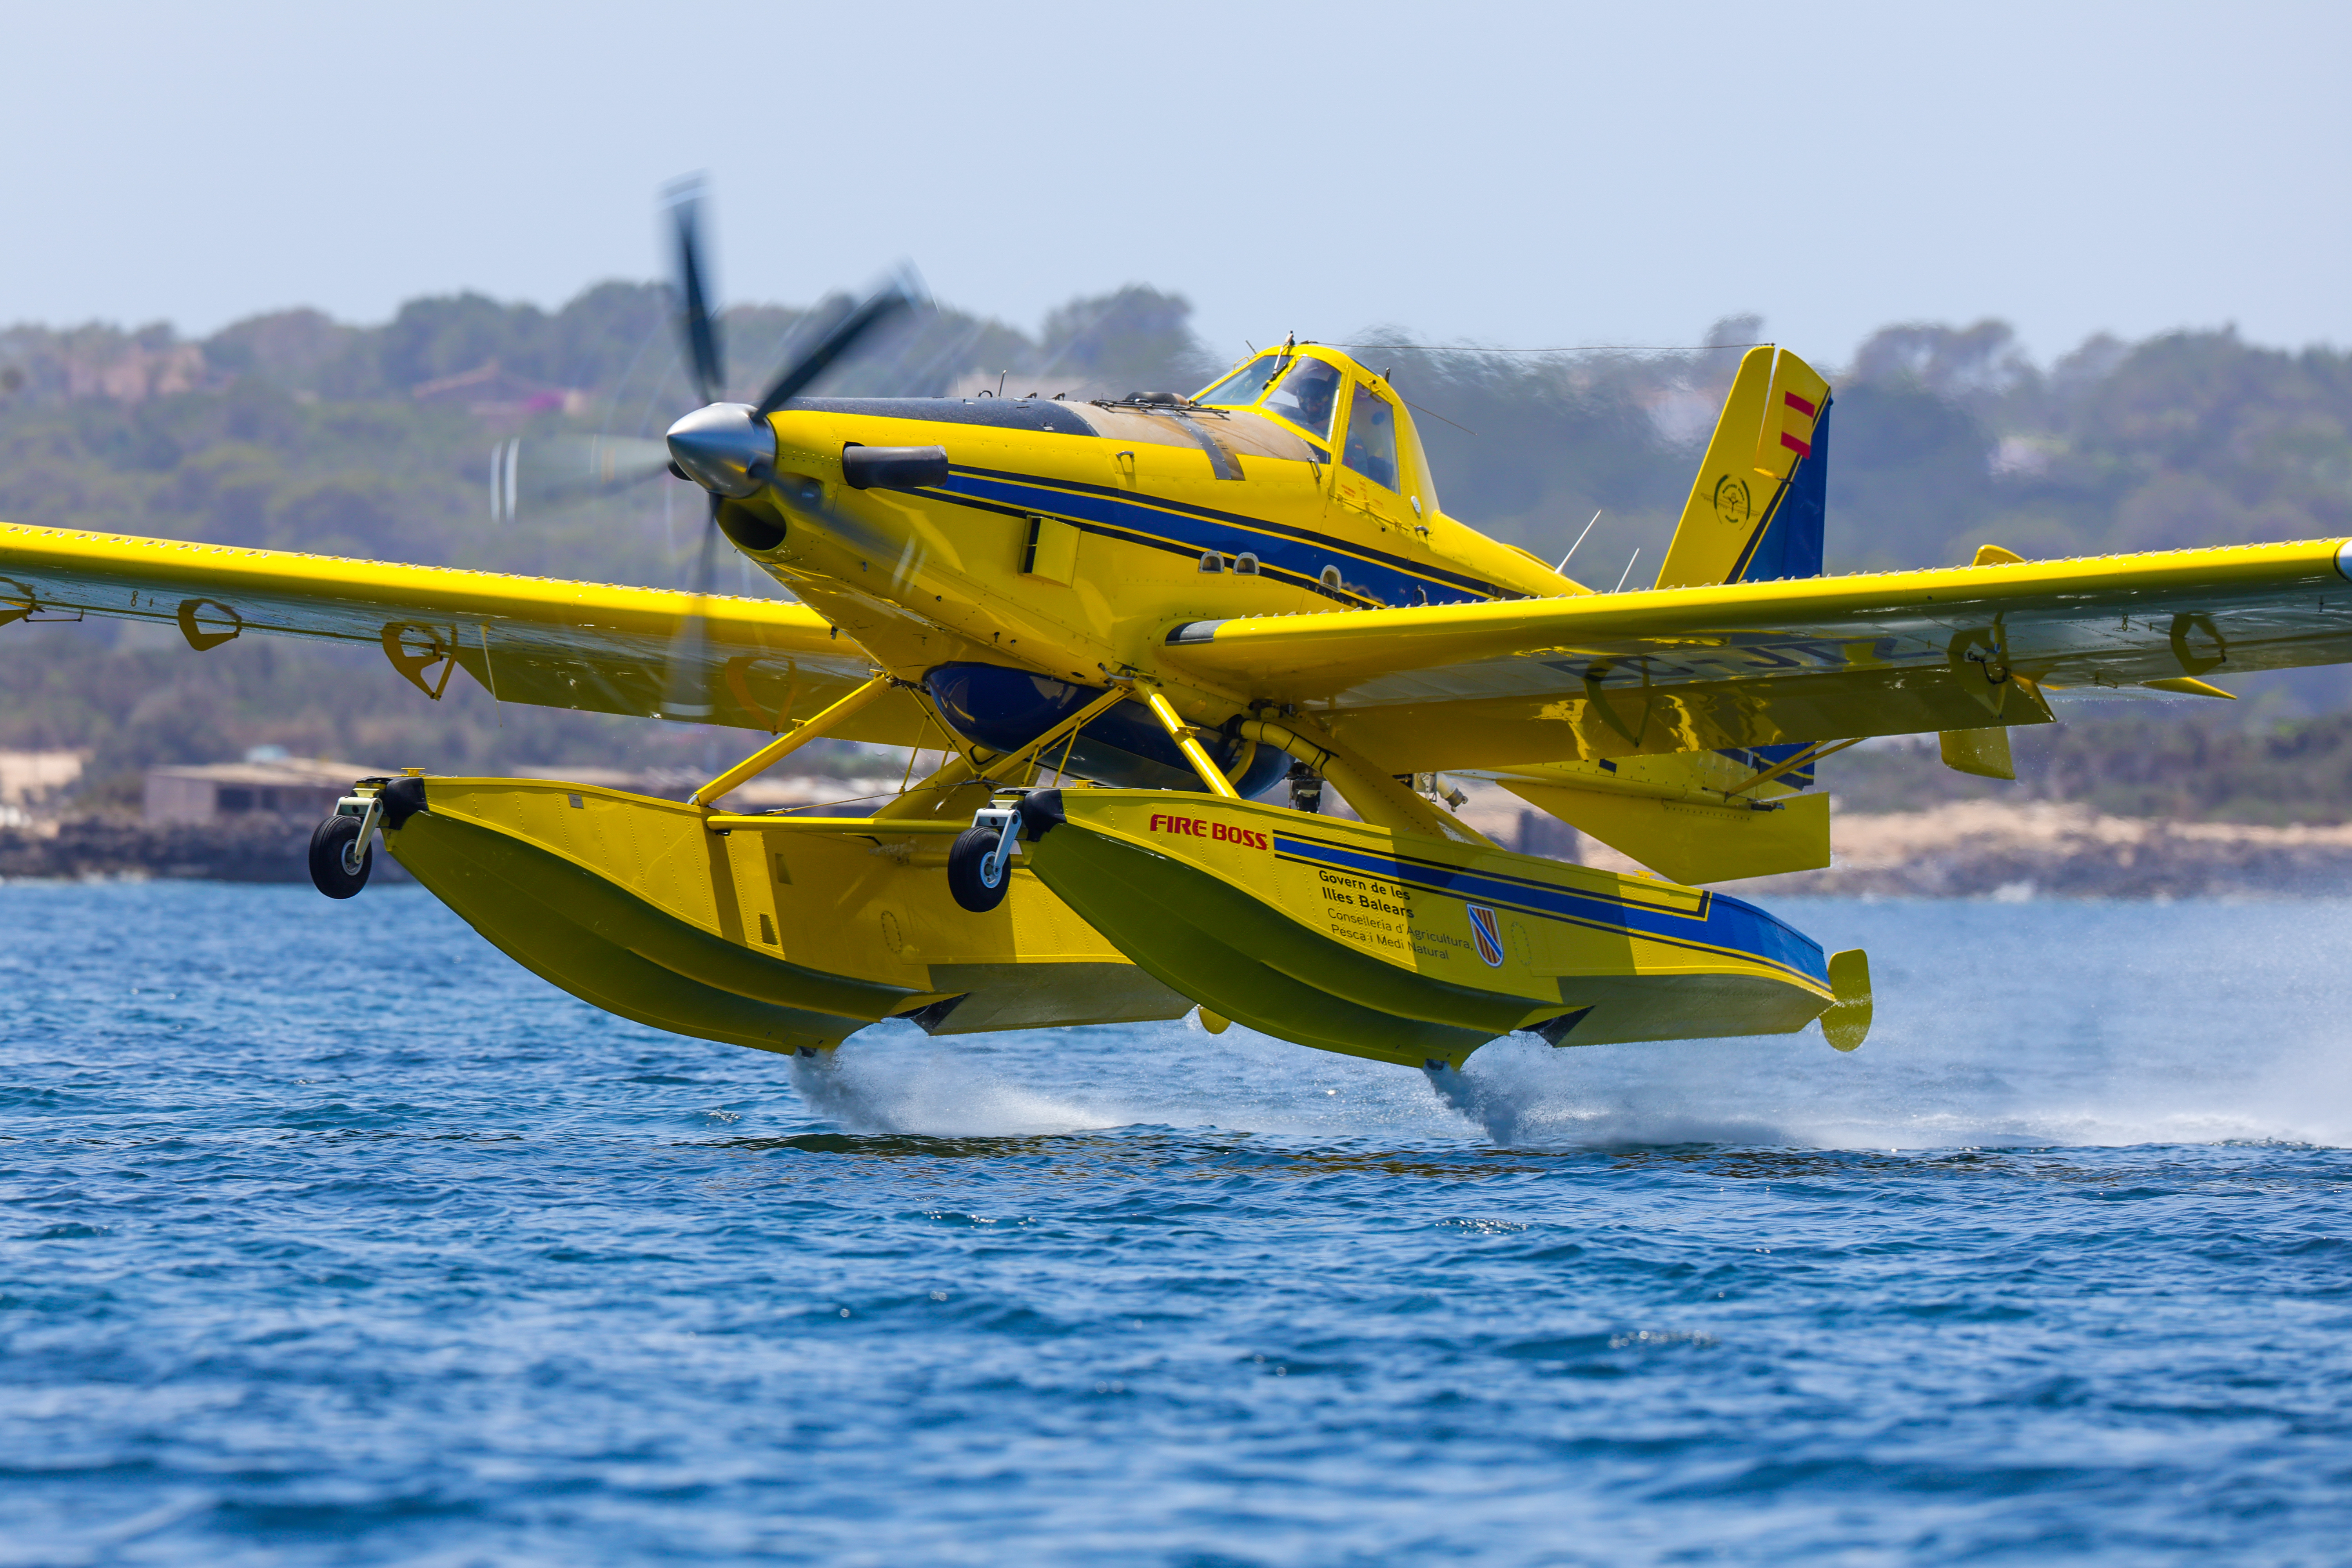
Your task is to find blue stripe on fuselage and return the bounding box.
[923,465,1508,607]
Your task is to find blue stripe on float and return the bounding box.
[1273,832,1828,987]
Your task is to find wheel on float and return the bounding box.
[307,815,372,899]
[947,826,1009,913]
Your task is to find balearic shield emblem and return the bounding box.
[1467,904,1505,967]
[1712,474,1751,528]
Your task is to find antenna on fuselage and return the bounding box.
[1612,546,1644,594]
[1556,510,1601,575]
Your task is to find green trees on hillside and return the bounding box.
[1830,322,2352,570]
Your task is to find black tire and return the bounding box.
[947,826,1010,913]
[308,815,372,900]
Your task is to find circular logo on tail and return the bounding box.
[1713,474,1751,528]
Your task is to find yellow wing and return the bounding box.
[1161,537,2352,772]
[0,523,930,742]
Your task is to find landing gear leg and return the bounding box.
[308,792,382,899]
[947,804,1022,913]
[1287,761,1323,815]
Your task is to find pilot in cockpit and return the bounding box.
[1263,358,1343,444]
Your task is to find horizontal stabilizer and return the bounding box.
[1499,780,1829,884]
[1939,728,2016,780]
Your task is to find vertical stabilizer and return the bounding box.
[1648,346,1837,791]
[1655,347,1833,590]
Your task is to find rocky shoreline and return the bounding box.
[0,816,409,883]
[1729,802,2352,899]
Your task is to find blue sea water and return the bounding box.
[3,882,2350,1566]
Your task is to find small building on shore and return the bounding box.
[0,749,87,827]
[143,755,381,825]
[510,765,903,813]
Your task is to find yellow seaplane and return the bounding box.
[7,192,2350,1083]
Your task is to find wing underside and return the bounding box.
[1161,539,2352,771]
[0,523,930,743]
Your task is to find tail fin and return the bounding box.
[1506,346,1841,867]
[1654,346,1832,590]
[1647,346,1835,793]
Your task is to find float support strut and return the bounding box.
[690,673,892,809]
[1145,691,1241,800]
[975,684,1132,788]
[1721,736,1862,798]
[1238,716,1494,846]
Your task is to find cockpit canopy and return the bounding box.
[1198,353,1345,443]
[1193,354,1288,413]
[1192,348,1426,512]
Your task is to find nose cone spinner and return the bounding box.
[666,402,775,498]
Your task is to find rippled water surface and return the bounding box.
[5,882,2351,1565]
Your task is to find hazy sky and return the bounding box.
[6,1,2348,370]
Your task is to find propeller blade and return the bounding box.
[488,436,671,521]
[752,277,920,416]
[666,179,725,408]
[660,493,720,721]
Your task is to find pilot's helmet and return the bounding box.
[1287,362,1338,421]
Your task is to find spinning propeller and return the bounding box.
[488,176,922,718]
[656,180,921,715]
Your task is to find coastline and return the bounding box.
[1724,802,2352,899]
[0,816,411,883]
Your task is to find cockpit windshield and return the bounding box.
[1262,358,1344,443]
[1194,355,1283,408]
